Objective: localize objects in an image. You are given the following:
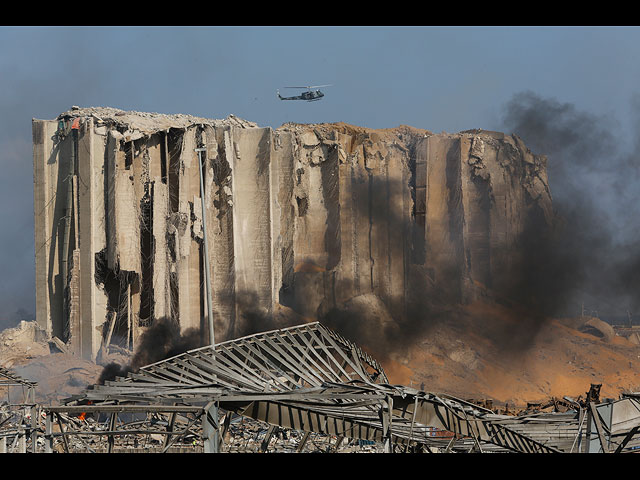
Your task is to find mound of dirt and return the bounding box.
[0,321,124,404]
[10,353,106,404]
[391,300,640,406]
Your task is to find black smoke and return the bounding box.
[318,96,640,357]
[233,289,304,339]
[320,293,450,363]
[234,290,278,338]
[499,91,640,324]
[97,317,204,384]
[315,150,454,358]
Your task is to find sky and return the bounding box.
[1,25,640,329]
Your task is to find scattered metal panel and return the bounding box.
[484,396,640,453]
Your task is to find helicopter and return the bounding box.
[277,85,332,102]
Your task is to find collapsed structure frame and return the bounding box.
[40,322,638,453]
[4,322,640,453]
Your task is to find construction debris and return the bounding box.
[2,323,640,453]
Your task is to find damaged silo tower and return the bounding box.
[33,107,555,363]
[32,107,281,360]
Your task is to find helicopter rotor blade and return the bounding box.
[283,84,333,89]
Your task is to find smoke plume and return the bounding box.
[97,317,204,384]
[499,91,640,322]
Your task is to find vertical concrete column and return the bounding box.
[229,127,274,334]
[459,136,491,291]
[367,142,409,303]
[368,157,387,297]
[492,141,516,289]
[425,136,449,272]
[77,118,108,360]
[201,127,218,343]
[413,136,428,266]
[386,153,409,313]
[332,135,362,308]
[175,127,202,332]
[270,131,295,307]
[152,180,170,319]
[352,143,373,295]
[269,131,283,308]
[424,136,465,300]
[336,140,355,305]
[207,126,236,342]
[32,120,62,336]
[289,132,333,318]
[44,411,53,453]
[105,130,120,271]
[484,141,508,288]
[30,406,38,453]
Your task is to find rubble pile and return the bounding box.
[223,416,385,453]
[0,321,50,368]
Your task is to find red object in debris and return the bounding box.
[78,400,92,420]
[71,118,80,130]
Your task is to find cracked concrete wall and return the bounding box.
[33,108,554,361]
[279,124,554,318]
[33,109,262,360]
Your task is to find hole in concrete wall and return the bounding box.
[169,270,179,323]
[95,249,136,349]
[296,196,308,217]
[160,131,168,184]
[125,141,133,170]
[139,191,153,327]
[212,149,233,218]
[167,128,183,214]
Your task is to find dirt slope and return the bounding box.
[385,300,640,406]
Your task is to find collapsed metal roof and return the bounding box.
[60,322,568,453]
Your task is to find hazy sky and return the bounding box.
[1,25,640,328]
